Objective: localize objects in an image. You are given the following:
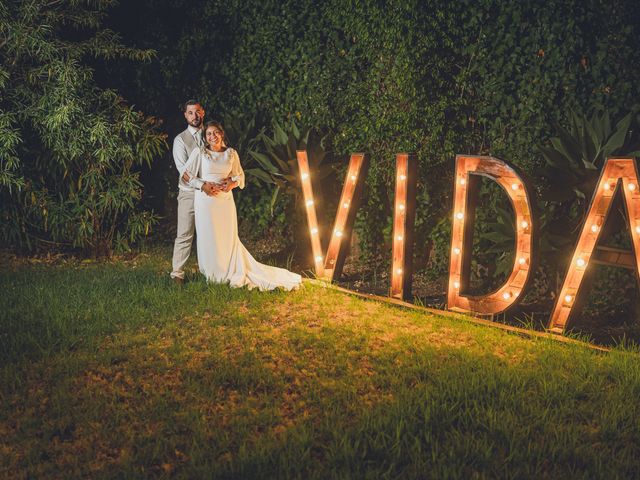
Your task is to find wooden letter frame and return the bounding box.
[390,153,418,300]
[549,157,640,333]
[297,151,369,281]
[448,155,535,315]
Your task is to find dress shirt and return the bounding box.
[173,125,203,192]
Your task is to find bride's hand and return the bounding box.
[202,182,220,196]
[221,177,236,192]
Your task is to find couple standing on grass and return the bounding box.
[169,99,301,291]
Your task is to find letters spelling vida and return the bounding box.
[296,152,640,335]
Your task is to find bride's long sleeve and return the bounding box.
[230,149,245,189]
[180,148,205,190]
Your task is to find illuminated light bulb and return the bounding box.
[399,174,407,181]
[629,183,636,191]
[453,281,460,289]
[604,183,611,191]
[511,183,519,191]
[310,227,318,234]
[591,224,599,233]
[301,172,309,180]
[342,202,350,209]
[564,294,573,304]
[398,204,405,211]
[455,212,464,220]
[502,291,512,300]
[396,268,403,275]
[518,257,526,265]
[636,226,640,234]
[396,235,403,241]
[576,258,586,268]
[459,178,466,186]
[350,174,357,181]
[306,199,314,207]
[521,220,529,229]
[453,247,461,255]
[334,230,343,237]
[315,255,322,262]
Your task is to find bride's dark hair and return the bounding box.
[201,120,227,149]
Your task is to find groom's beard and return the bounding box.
[189,118,203,128]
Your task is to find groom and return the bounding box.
[170,99,216,283]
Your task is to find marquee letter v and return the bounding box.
[296,151,369,281]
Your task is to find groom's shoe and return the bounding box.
[172,276,185,286]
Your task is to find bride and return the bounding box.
[180,120,302,291]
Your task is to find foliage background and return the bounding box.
[3,0,640,327]
[0,0,166,256]
[97,0,640,259]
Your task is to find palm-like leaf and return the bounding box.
[245,118,331,215]
[480,109,639,269]
[534,107,640,256]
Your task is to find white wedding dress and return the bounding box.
[181,147,302,291]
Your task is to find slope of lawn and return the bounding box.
[1,251,640,479]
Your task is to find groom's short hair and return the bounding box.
[182,99,201,112]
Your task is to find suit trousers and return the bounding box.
[171,189,195,278]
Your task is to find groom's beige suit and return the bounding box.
[170,125,203,279]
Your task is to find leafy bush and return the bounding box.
[0,0,166,256]
[248,119,331,213]
[538,109,640,252]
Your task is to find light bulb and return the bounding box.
[502,291,512,300]
[315,255,322,262]
[518,257,526,265]
[396,235,403,241]
[455,212,464,220]
[399,174,407,181]
[350,174,357,181]
[604,183,611,191]
[521,220,529,229]
[511,183,519,191]
[335,230,343,237]
[399,204,405,211]
[453,281,460,289]
[396,268,402,275]
[564,294,573,303]
[636,226,640,234]
[306,199,314,207]
[310,227,318,234]
[591,224,599,233]
[629,183,636,191]
[301,172,309,180]
[459,178,466,185]
[453,247,461,255]
[342,202,350,208]
[576,258,586,267]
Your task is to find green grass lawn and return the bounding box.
[2,250,640,479]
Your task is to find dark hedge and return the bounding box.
[102,0,640,262]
